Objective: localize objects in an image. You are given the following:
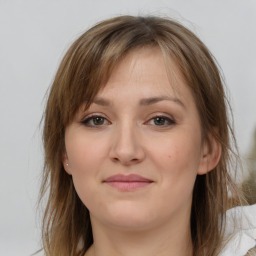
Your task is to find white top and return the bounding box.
[219,204,256,256]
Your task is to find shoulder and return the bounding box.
[219,204,256,256]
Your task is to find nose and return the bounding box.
[109,122,145,166]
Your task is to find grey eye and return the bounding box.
[151,116,175,126]
[154,117,167,125]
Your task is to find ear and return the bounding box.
[62,153,72,175]
[197,133,221,175]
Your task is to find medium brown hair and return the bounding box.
[40,15,245,256]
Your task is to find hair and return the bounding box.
[39,15,248,256]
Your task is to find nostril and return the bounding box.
[109,136,145,165]
[111,156,140,165]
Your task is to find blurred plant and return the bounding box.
[241,127,256,205]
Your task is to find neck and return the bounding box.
[87,214,193,256]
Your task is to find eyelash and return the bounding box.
[81,115,110,127]
[81,114,176,128]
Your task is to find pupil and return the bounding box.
[154,117,165,125]
[94,117,104,125]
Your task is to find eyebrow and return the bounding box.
[139,96,185,108]
[92,96,185,108]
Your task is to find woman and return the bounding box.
[39,15,256,256]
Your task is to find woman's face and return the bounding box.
[63,47,216,231]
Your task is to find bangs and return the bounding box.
[53,16,159,126]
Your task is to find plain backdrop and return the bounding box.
[0,1,255,255]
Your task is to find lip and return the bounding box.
[103,174,153,191]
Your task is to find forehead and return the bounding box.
[96,47,194,108]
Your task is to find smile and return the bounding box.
[103,174,153,191]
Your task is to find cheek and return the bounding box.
[150,132,201,196]
[66,133,107,172]
[153,134,201,171]
[65,133,109,202]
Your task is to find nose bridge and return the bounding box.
[110,118,144,164]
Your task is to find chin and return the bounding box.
[95,204,160,231]
[108,216,154,232]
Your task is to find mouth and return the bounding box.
[103,174,153,191]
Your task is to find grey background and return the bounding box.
[0,1,255,255]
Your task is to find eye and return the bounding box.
[81,115,110,127]
[148,116,175,127]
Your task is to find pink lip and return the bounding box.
[103,174,153,191]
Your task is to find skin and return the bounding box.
[63,47,220,256]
